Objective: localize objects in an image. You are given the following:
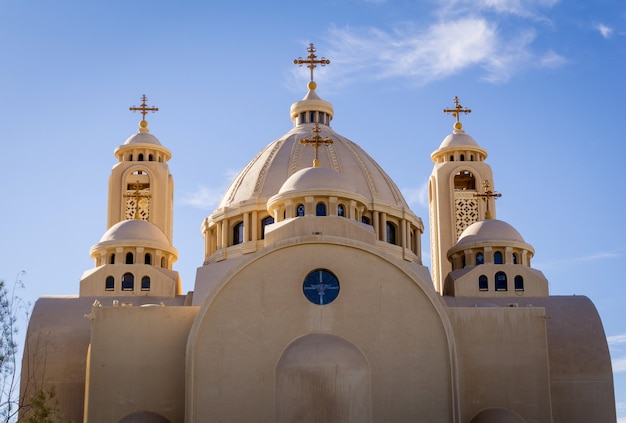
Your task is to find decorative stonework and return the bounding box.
[454,192,479,239]
[125,192,150,221]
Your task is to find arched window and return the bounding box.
[261,216,274,240]
[450,155,454,161]
[316,202,326,216]
[105,276,114,291]
[144,253,152,265]
[386,222,397,245]
[460,154,465,161]
[109,253,116,264]
[512,253,519,264]
[337,204,345,217]
[138,153,144,161]
[494,251,503,264]
[129,154,133,161]
[141,276,151,291]
[495,272,507,291]
[160,257,166,268]
[125,252,134,264]
[233,222,244,245]
[361,216,371,225]
[296,204,305,217]
[148,154,153,161]
[476,252,484,265]
[478,275,488,291]
[122,273,134,291]
[454,170,476,190]
[514,275,524,291]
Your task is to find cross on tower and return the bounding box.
[123,180,152,220]
[129,95,159,121]
[474,180,502,220]
[299,123,333,168]
[443,96,471,131]
[293,43,330,82]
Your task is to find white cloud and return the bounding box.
[595,23,613,39]
[608,334,626,345]
[614,357,626,373]
[401,182,429,208]
[324,13,564,87]
[180,186,224,210]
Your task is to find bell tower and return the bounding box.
[428,97,499,293]
[108,95,174,242]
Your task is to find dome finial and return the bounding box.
[294,43,330,85]
[443,96,471,134]
[474,180,502,219]
[299,123,334,167]
[130,94,159,133]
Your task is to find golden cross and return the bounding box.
[474,180,502,219]
[299,123,333,168]
[123,180,152,220]
[293,43,330,82]
[443,96,471,126]
[129,95,159,121]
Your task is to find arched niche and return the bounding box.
[469,407,526,423]
[276,333,370,423]
[117,411,170,423]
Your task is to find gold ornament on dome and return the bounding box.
[443,96,471,132]
[294,43,330,83]
[299,123,333,168]
[474,180,502,220]
[130,94,159,133]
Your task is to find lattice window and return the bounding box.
[455,192,479,239]
[125,190,150,220]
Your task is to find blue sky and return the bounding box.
[0,0,624,419]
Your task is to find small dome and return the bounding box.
[123,132,162,146]
[100,220,169,245]
[278,167,354,195]
[438,132,480,149]
[456,219,525,247]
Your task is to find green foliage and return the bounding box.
[22,386,61,423]
[0,273,29,423]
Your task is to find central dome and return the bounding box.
[218,122,408,210]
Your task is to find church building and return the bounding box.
[20,44,616,423]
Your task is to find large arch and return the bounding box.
[469,407,526,423]
[187,238,459,422]
[117,411,170,423]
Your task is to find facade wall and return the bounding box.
[187,240,456,422]
[84,306,199,423]
[447,307,553,422]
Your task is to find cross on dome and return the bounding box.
[294,43,330,87]
[299,123,333,168]
[474,180,502,220]
[443,96,471,132]
[130,95,159,133]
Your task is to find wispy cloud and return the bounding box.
[595,23,613,39]
[535,251,622,269]
[180,186,224,210]
[320,0,564,87]
[438,0,558,20]
[401,182,429,208]
[608,334,626,345]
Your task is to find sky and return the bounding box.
[0,0,624,419]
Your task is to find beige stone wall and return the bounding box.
[447,306,553,422]
[187,240,456,422]
[84,305,199,423]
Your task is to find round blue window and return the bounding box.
[302,269,340,305]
